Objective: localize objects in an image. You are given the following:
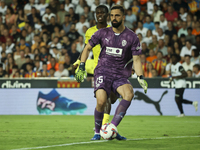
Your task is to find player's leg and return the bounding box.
[102,92,118,125]
[175,88,184,117]
[91,89,107,140]
[181,88,198,111]
[111,83,134,140]
[111,84,133,127]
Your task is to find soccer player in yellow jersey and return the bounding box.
[73,5,116,125]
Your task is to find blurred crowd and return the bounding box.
[0,0,199,79]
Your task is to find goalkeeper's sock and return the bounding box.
[111,99,131,127]
[94,108,104,134]
[102,113,110,125]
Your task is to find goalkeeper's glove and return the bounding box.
[73,59,81,73]
[75,62,87,82]
[137,75,148,93]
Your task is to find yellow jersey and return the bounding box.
[85,25,111,74]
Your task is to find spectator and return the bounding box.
[135,21,148,38]
[40,46,48,62]
[49,67,55,77]
[51,26,61,40]
[164,34,171,47]
[24,0,36,16]
[27,7,40,27]
[6,37,15,54]
[143,15,155,31]
[157,28,165,40]
[68,42,80,64]
[0,28,13,43]
[49,36,62,55]
[31,35,46,53]
[67,23,80,42]
[42,7,56,25]
[26,26,34,44]
[152,22,159,36]
[68,7,79,23]
[13,45,20,61]
[75,0,85,17]
[164,5,178,22]
[192,64,200,78]
[143,30,152,46]
[178,21,188,38]
[24,62,37,78]
[179,34,186,49]
[125,8,137,25]
[62,35,72,53]
[37,0,49,16]
[187,69,193,78]
[165,21,177,39]
[195,35,200,51]
[159,14,168,32]
[146,0,155,15]
[146,49,157,63]
[179,7,188,21]
[52,47,61,61]
[63,53,72,76]
[0,0,7,15]
[190,49,200,65]
[75,15,89,35]
[148,35,158,51]
[152,51,167,76]
[10,25,20,43]
[54,63,69,77]
[140,53,149,77]
[137,33,144,44]
[173,0,188,12]
[5,6,16,27]
[41,32,51,46]
[141,42,149,57]
[182,55,195,71]
[151,68,159,78]
[47,16,61,35]
[19,37,30,51]
[76,35,84,53]
[62,14,72,34]
[131,0,140,15]
[180,40,196,61]
[57,3,67,25]
[64,0,74,12]
[83,5,94,23]
[90,0,99,12]
[155,39,167,56]
[47,57,59,71]
[40,62,49,77]
[0,63,7,77]
[186,27,196,44]
[186,13,193,27]
[15,50,26,69]
[152,4,163,22]
[49,0,58,14]
[164,46,174,63]
[5,56,16,75]
[143,62,153,78]
[21,55,34,73]
[116,0,130,10]
[192,21,200,36]
[10,0,20,14]
[25,46,34,60]
[33,59,42,76]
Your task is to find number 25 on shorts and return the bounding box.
[96,76,103,88]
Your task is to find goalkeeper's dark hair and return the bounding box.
[96,5,109,14]
[111,5,125,15]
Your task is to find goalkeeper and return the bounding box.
[75,5,148,141]
[73,5,117,126]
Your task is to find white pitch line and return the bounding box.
[11,135,200,150]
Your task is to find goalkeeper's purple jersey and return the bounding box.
[89,27,142,78]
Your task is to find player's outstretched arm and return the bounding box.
[133,55,148,93]
[75,43,93,82]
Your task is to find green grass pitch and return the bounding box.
[0,115,200,150]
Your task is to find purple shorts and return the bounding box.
[94,74,131,98]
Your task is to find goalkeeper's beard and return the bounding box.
[111,19,122,28]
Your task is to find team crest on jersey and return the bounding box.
[122,40,127,46]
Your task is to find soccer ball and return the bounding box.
[100,123,118,140]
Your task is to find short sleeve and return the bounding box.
[179,66,185,72]
[88,30,101,47]
[131,36,142,55]
[84,29,90,44]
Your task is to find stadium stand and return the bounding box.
[0,0,199,78]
